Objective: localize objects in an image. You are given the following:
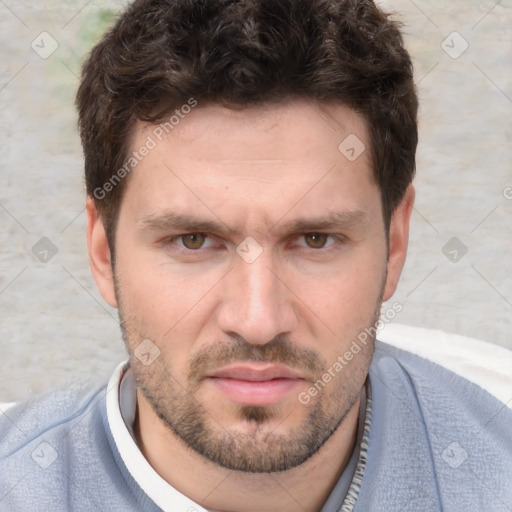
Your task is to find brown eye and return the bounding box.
[304,233,329,249]
[180,233,206,250]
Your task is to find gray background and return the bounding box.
[1,0,511,402]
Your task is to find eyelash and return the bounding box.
[161,233,345,254]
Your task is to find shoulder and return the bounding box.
[0,365,148,511]
[372,339,512,435]
[373,336,512,416]
[364,339,512,510]
[1,383,105,458]
[374,323,512,406]
[0,384,113,511]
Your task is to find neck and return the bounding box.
[134,391,362,512]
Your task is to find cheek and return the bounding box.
[114,241,194,340]
[295,251,385,321]
[115,243,222,366]
[117,234,190,307]
[286,252,385,372]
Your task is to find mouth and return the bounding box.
[205,364,305,407]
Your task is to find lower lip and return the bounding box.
[208,377,303,406]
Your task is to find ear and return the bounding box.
[86,196,118,308]
[382,184,415,301]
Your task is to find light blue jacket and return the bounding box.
[1,341,511,511]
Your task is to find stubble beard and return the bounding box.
[115,276,382,473]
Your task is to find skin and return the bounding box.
[87,99,414,512]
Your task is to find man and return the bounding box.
[1,0,510,511]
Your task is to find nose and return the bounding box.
[216,249,298,345]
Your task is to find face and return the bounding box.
[89,100,411,473]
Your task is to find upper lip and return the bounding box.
[208,364,304,381]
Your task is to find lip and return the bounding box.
[205,364,305,406]
[208,363,304,381]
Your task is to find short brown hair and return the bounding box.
[76,0,418,252]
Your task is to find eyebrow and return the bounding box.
[137,210,369,236]
[275,210,369,234]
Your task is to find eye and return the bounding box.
[300,233,337,249]
[176,233,212,250]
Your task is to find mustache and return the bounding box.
[188,334,326,382]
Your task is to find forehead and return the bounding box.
[136,100,370,162]
[120,100,380,233]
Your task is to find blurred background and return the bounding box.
[1,0,511,402]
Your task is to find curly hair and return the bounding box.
[76,0,418,250]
